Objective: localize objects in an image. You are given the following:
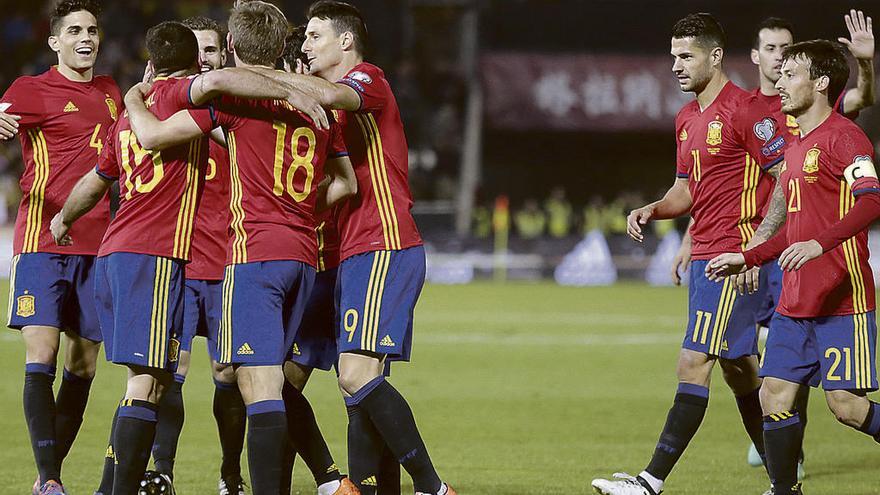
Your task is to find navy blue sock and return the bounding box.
[112,400,159,495]
[645,383,709,481]
[858,401,880,442]
[736,387,766,464]
[152,374,185,477]
[24,363,59,484]
[377,444,401,495]
[214,380,246,480]
[346,404,384,495]
[350,377,442,494]
[282,381,340,485]
[763,411,802,493]
[95,406,119,495]
[247,400,287,495]
[280,436,296,495]
[54,368,93,471]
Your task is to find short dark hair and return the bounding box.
[782,40,850,105]
[50,0,101,35]
[672,13,726,50]
[228,0,289,66]
[145,21,199,74]
[182,16,227,50]
[307,1,369,55]
[282,24,308,69]
[753,17,795,49]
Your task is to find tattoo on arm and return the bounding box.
[753,175,786,243]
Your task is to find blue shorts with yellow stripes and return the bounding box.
[756,261,783,328]
[289,267,338,371]
[95,253,184,371]
[217,260,315,367]
[760,311,878,391]
[7,252,102,341]
[180,278,222,362]
[337,246,425,361]
[682,260,761,359]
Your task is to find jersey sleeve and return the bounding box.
[835,89,859,120]
[0,78,46,128]
[337,65,386,112]
[328,120,348,158]
[832,129,879,196]
[95,123,120,180]
[675,118,689,179]
[733,100,786,171]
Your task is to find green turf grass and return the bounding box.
[1,281,878,493]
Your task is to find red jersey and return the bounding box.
[214,94,347,266]
[188,140,230,280]
[97,76,214,260]
[1,66,121,256]
[335,62,422,260]
[315,209,340,271]
[774,112,877,317]
[675,81,786,260]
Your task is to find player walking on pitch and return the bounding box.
[0,2,121,493]
[707,39,880,495]
[592,13,788,495]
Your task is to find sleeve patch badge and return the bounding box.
[348,71,373,84]
[753,117,776,143]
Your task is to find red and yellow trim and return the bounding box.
[839,180,868,313]
[355,114,401,250]
[24,129,50,253]
[227,132,248,264]
[172,141,202,259]
[737,155,761,249]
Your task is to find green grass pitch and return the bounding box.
[1,281,878,494]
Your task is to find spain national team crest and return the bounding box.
[706,120,723,146]
[105,95,118,121]
[803,148,821,174]
[168,338,180,363]
[679,128,688,141]
[16,294,35,318]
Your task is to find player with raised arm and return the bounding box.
[51,20,318,494]
[706,40,880,495]
[592,13,788,495]
[246,2,457,494]
[0,1,121,493]
[120,4,357,494]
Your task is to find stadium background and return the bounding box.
[1,0,879,493]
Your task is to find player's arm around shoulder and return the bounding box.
[317,155,358,212]
[123,83,206,151]
[248,68,362,112]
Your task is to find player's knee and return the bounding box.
[212,361,235,383]
[826,390,865,428]
[283,361,311,391]
[64,357,97,379]
[676,350,713,384]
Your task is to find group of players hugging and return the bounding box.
[0,1,456,494]
[591,8,880,495]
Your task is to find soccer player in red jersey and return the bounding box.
[592,14,788,495]
[250,3,456,494]
[121,4,358,494]
[51,20,315,494]
[0,2,120,493]
[707,40,880,495]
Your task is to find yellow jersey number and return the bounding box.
[118,129,164,200]
[272,122,316,202]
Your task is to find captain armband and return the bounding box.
[844,156,878,187]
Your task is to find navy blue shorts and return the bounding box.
[290,267,339,371]
[761,311,878,391]
[682,260,761,359]
[180,278,222,362]
[7,252,102,341]
[756,262,783,328]
[337,246,425,361]
[217,260,315,366]
[95,253,184,371]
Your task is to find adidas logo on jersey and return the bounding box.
[63,101,79,112]
[380,335,395,347]
[237,343,254,355]
[361,476,377,487]
[292,343,301,355]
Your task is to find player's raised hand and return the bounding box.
[671,236,691,285]
[705,252,746,281]
[294,59,308,75]
[50,212,72,246]
[0,111,21,140]
[778,239,822,271]
[287,89,329,130]
[626,206,654,242]
[839,9,874,60]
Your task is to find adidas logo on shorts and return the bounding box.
[361,476,377,487]
[380,335,395,347]
[237,343,254,355]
